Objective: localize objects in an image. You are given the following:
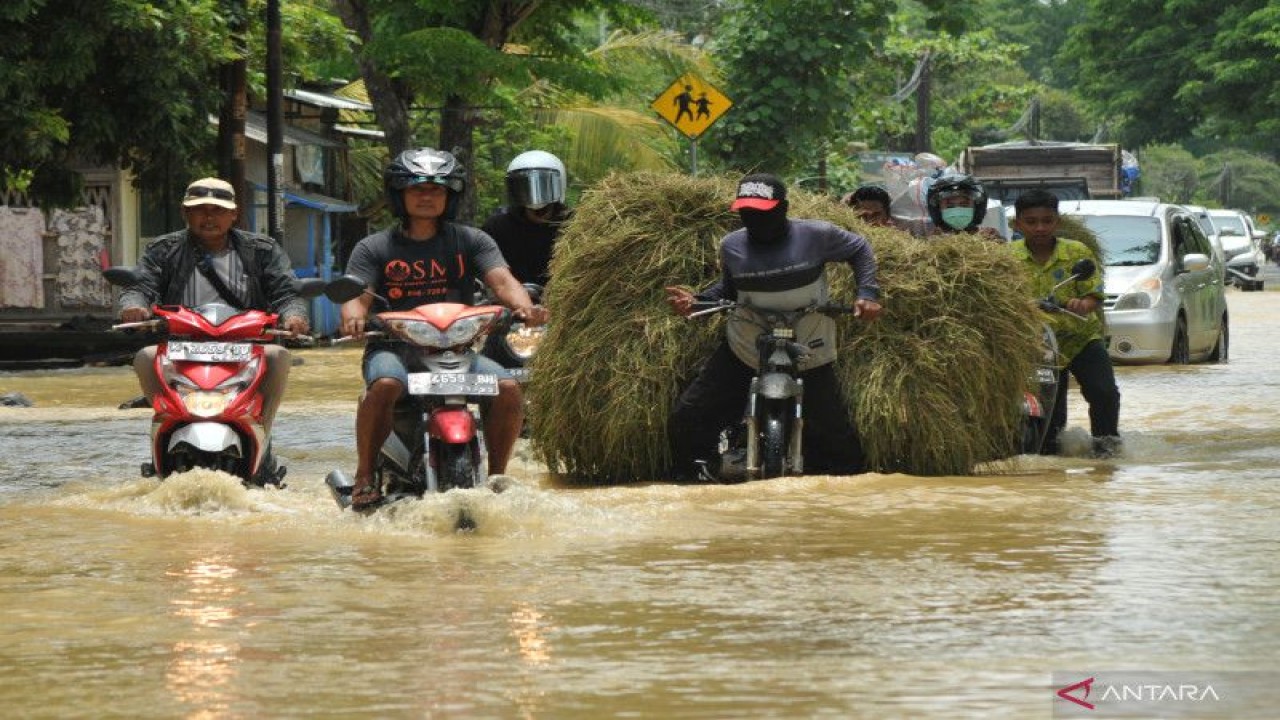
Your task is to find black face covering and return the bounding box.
[739,204,789,244]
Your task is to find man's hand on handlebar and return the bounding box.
[665,286,695,317]
[854,297,882,322]
[1064,296,1100,316]
[282,315,310,337]
[340,313,366,338]
[120,306,152,324]
[514,305,549,326]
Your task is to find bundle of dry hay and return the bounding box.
[527,171,1045,483]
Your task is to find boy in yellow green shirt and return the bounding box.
[1010,189,1122,458]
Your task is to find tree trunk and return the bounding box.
[439,93,478,223]
[331,0,414,156]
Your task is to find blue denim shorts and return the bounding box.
[362,347,512,387]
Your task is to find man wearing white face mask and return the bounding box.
[924,171,1003,240]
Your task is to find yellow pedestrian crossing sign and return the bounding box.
[651,74,733,139]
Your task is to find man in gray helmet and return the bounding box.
[482,150,572,286]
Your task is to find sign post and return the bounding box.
[650,73,733,175]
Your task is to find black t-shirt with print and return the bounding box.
[346,223,508,311]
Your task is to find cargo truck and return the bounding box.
[959,140,1124,206]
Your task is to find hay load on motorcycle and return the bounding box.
[527,170,1048,481]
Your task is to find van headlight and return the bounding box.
[1112,277,1161,311]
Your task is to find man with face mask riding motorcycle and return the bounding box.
[664,173,884,481]
[340,148,549,510]
[925,172,1003,240]
[481,150,571,286]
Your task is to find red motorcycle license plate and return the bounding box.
[407,372,499,396]
[167,341,254,362]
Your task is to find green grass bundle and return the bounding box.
[527,171,1043,483]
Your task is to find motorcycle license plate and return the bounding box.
[407,372,499,396]
[168,341,254,363]
[1036,367,1058,384]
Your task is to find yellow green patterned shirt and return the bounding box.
[1009,237,1105,364]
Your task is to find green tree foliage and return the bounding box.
[982,0,1084,85]
[1137,144,1200,204]
[1196,149,1280,215]
[1035,87,1098,143]
[1062,0,1279,151]
[331,0,656,220]
[706,0,894,175]
[1,0,239,204]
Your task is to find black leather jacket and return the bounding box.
[116,228,307,321]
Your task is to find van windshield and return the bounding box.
[1074,215,1161,266]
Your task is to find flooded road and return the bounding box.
[2,289,1279,718]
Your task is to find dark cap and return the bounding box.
[730,173,787,211]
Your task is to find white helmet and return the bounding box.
[505,150,566,210]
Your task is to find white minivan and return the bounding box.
[1059,200,1229,364]
[1206,208,1266,291]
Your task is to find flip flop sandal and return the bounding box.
[350,482,384,510]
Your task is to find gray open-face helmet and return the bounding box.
[926,171,988,232]
[505,150,566,210]
[385,147,466,220]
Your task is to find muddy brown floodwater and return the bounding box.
[2,290,1279,718]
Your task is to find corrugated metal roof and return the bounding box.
[249,182,358,213]
[334,124,385,139]
[210,111,346,148]
[286,88,373,112]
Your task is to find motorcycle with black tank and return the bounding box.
[321,276,512,513]
[1018,258,1097,455]
[688,299,859,480]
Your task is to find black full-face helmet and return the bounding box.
[926,171,988,232]
[384,147,466,221]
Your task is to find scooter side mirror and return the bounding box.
[325,275,368,304]
[296,277,327,299]
[103,266,141,287]
[1070,258,1096,281]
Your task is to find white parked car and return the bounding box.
[1059,200,1229,364]
[1205,209,1266,291]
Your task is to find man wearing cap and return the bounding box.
[117,177,309,447]
[664,173,883,480]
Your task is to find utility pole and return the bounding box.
[266,0,284,242]
[216,0,248,229]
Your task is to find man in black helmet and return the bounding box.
[924,172,1004,240]
[664,173,883,481]
[340,147,548,510]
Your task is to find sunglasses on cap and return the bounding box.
[186,187,235,201]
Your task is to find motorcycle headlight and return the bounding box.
[164,355,261,417]
[1112,277,1160,311]
[391,320,449,348]
[444,315,494,347]
[504,324,544,360]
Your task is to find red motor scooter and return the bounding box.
[105,267,324,486]
[322,276,511,511]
